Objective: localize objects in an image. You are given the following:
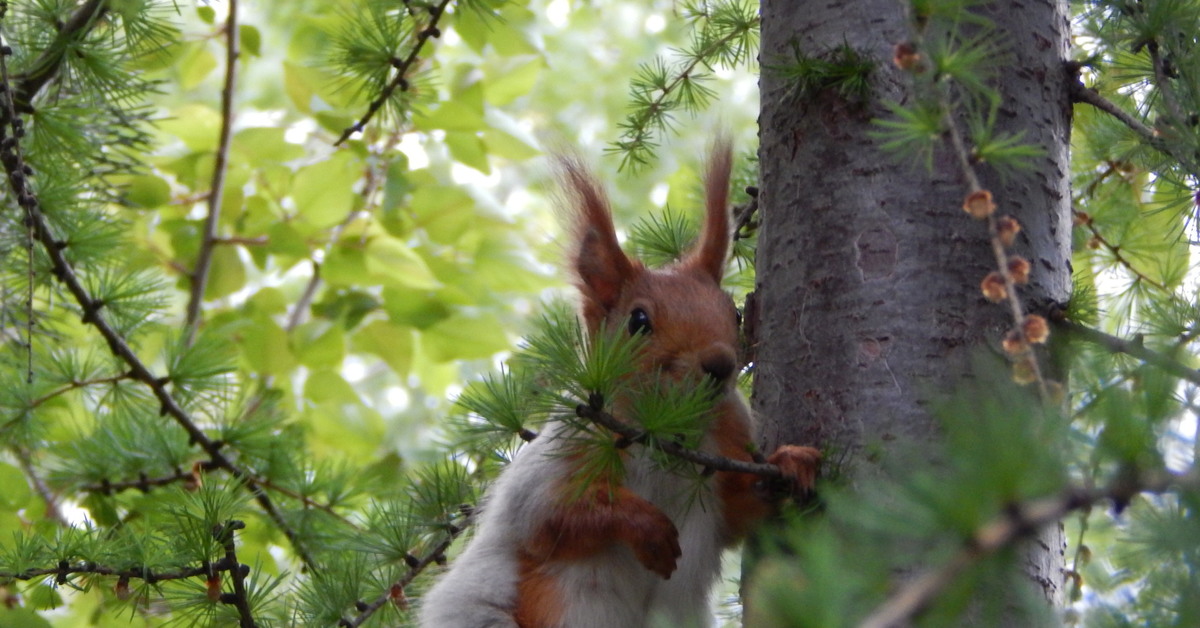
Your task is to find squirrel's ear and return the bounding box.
[686,136,732,283]
[559,155,638,317]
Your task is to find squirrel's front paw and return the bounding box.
[766,445,822,498]
[619,501,681,579]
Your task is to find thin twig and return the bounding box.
[250,475,360,529]
[0,86,315,572]
[80,468,200,495]
[0,0,315,573]
[334,0,452,146]
[78,464,360,530]
[942,105,1050,401]
[0,554,241,583]
[13,445,66,525]
[285,262,321,332]
[1148,44,1188,132]
[1,518,258,626]
[216,520,256,628]
[858,467,1199,628]
[1068,79,1158,145]
[11,0,108,110]
[575,400,783,478]
[1072,209,1171,292]
[1070,164,1174,292]
[343,513,474,627]
[213,235,268,246]
[284,132,401,332]
[25,373,132,409]
[731,186,759,241]
[185,0,240,343]
[1067,61,1200,180]
[1051,312,1200,385]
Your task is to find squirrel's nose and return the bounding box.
[701,350,736,383]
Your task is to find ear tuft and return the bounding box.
[685,135,733,283]
[557,153,638,321]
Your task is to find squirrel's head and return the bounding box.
[560,139,739,389]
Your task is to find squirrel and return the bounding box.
[417,139,822,628]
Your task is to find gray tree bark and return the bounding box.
[752,0,1072,619]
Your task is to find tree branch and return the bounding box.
[25,373,132,409]
[1068,74,1158,145]
[941,102,1051,400]
[731,185,759,242]
[284,132,400,331]
[1,519,258,626]
[1051,311,1200,385]
[0,49,314,568]
[858,467,1199,628]
[575,397,784,478]
[1147,43,1188,133]
[1066,61,1200,180]
[1,555,237,583]
[215,520,256,628]
[11,0,108,110]
[79,464,360,530]
[185,0,240,343]
[1070,165,1173,293]
[342,511,474,627]
[13,445,66,525]
[80,464,208,495]
[334,0,452,146]
[609,13,760,170]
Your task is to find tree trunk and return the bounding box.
[753,0,1072,617]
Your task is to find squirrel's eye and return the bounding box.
[628,308,652,335]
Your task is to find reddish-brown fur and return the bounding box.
[511,139,820,626]
[514,482,682,627]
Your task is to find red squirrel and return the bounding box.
[417,140,821,628]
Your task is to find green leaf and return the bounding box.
[25,585,62,611]
[482,127,540,161]
[454,7,495,53]
[422,313,510,362]
[283,60,317,113]
[0,463,31,509]
[246,287,289,316]
[323,245,370,287]
[266,221,310,262]
[122,174,172,208]
[409,184,477,244]
[471,238,553,292]
[197,5,216,23]
[364,236,440,290]
[240,24,262,57]
[239,316,296,375]
[306,402,384,459]
[178,42,218,90]
[382,286,451,329]
[485,57,543,106]
[491,6,539,56]
[295,322,345,369]
[304,369,359,404]
[0,607,53,628]
[414,101,486,133]
[158,104,222,152]
[312,289,381,329]
[293,151,363,229]
[445,131,491,173]
[233,127,305,164]
[203,244,247,300]
[353,320,414,375]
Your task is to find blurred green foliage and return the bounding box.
[0,0,1198,626]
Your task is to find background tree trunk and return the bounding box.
[753,0,1073,613]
